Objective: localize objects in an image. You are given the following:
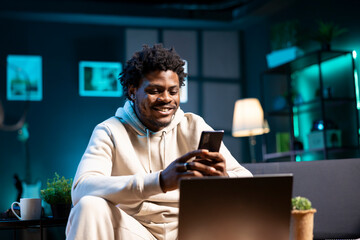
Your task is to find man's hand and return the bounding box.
[159,150,228,192]
[193,151,229,177]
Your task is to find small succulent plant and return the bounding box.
[292,196,313,210]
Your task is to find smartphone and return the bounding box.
[197,130,224,152]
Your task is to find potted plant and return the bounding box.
[266,19,304,68]
[312,20,347,50]
[40,172,73,219]
[270,20,300,51]
[291,196,317,240]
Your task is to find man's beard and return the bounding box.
[134,101,177,131]
[146,117,172,129]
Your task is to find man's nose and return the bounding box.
[157,91,172,102]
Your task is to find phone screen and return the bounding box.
[197,130,224,152]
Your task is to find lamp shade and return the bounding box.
[232,98,270,137]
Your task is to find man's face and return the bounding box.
[129,70,180,132]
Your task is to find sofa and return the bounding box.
[243,158,360,239]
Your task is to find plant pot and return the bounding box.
[291,209,317,240]
[321,43,331,51]
[51,203,72,219]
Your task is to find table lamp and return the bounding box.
[232,98,270,163]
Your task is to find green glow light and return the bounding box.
[293,106,300,163]
[353,50,357,59]
[292,54,353,151]
[354,69,360,109]
[293,106,299,138]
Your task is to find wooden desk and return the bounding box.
[0,217,67,240]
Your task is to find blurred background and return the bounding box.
[1,0,360,213]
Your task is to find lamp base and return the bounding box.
[249,135,256,163]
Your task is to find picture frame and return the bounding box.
[181,60,188,103]
[7,55,43,101]
[79,61,123,97]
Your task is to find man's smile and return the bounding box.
[152,105,176,115]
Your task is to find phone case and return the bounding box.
[197,130,224,152]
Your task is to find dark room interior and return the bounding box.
[1,0,360,239]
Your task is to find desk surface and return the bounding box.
[0,217,68,229]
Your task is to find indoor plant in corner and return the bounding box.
[266,19,304,68]
[312,20,347,51]
[41,172,73,219]
[291,196,317,240]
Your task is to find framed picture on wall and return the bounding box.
[180,60,188,103]
[79,61,123,97]
[7,55,43,101]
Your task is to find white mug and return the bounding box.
[11,198,42,220]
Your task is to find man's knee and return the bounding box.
[67,196,117,240]
[68,196,116,230]
[72,195,114,219]
[68,196,157,240]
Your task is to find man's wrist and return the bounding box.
[159,171,167,193]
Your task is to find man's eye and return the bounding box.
[170,90,179,95]
[148,90,159,94]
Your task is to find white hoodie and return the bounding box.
[71,100,252,237]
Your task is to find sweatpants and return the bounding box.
[66,195,178,240]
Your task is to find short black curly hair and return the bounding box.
[119,44,187,100]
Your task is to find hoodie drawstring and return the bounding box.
[161,131,166,169]
[146,129,167,173]
[146,129,152,173]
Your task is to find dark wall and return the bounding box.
[0,17,245,212]
[0,20,128,212]
[2,0,360,214]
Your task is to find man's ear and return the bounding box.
[128,86,136,101]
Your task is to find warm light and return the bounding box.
[232,98,270,137]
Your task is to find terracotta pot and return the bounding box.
[291,209,317,240]
[51,203,72,219]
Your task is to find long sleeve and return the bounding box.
[71,112,252,215]
[183,114,253,178]
[71,122,163,207]
[219,142,253,177]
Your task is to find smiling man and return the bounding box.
[66,44,252,240]
[130,70,180,132]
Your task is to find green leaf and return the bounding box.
[292,196,313,210]
[40,172,73,205]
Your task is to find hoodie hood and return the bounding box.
[115,100,184,136]
[115,100,185,173]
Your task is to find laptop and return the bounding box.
[178,174,293,240]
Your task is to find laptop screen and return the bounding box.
[178,174,293,240]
